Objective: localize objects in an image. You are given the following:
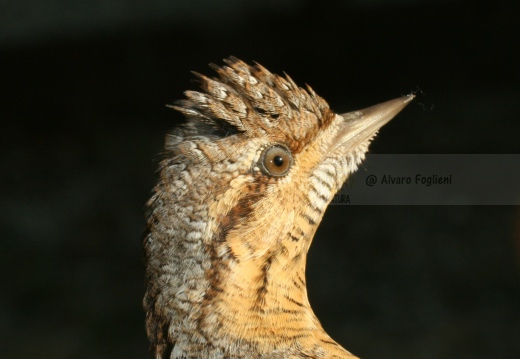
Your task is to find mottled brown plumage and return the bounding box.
[143,57,413,359]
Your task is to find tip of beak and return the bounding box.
[340,93,415,128]
[356,94,415,126]
[333,94,415,153]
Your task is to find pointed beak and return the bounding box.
[331,94,415,152]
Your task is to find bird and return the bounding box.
[143,57,413,359]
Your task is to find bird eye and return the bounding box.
[260,144,293,177]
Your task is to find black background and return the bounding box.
[2,1,520,358]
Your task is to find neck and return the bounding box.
[200,243,319,347]
[144,170,357,358]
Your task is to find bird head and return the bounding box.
[144,57,413,358]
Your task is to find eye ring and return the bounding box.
[259,144,293,177]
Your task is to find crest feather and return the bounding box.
[170,57,334,143]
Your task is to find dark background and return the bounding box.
[1,1,520,358]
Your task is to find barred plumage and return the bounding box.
[144,57,413,359]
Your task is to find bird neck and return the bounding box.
[174,233,354,358]
[202,241,318,343]
[144,170,357,358]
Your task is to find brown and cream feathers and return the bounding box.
[143,57,413,359]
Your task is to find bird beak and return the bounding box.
[332,94,415,152]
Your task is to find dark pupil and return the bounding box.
[273,155,284,167]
